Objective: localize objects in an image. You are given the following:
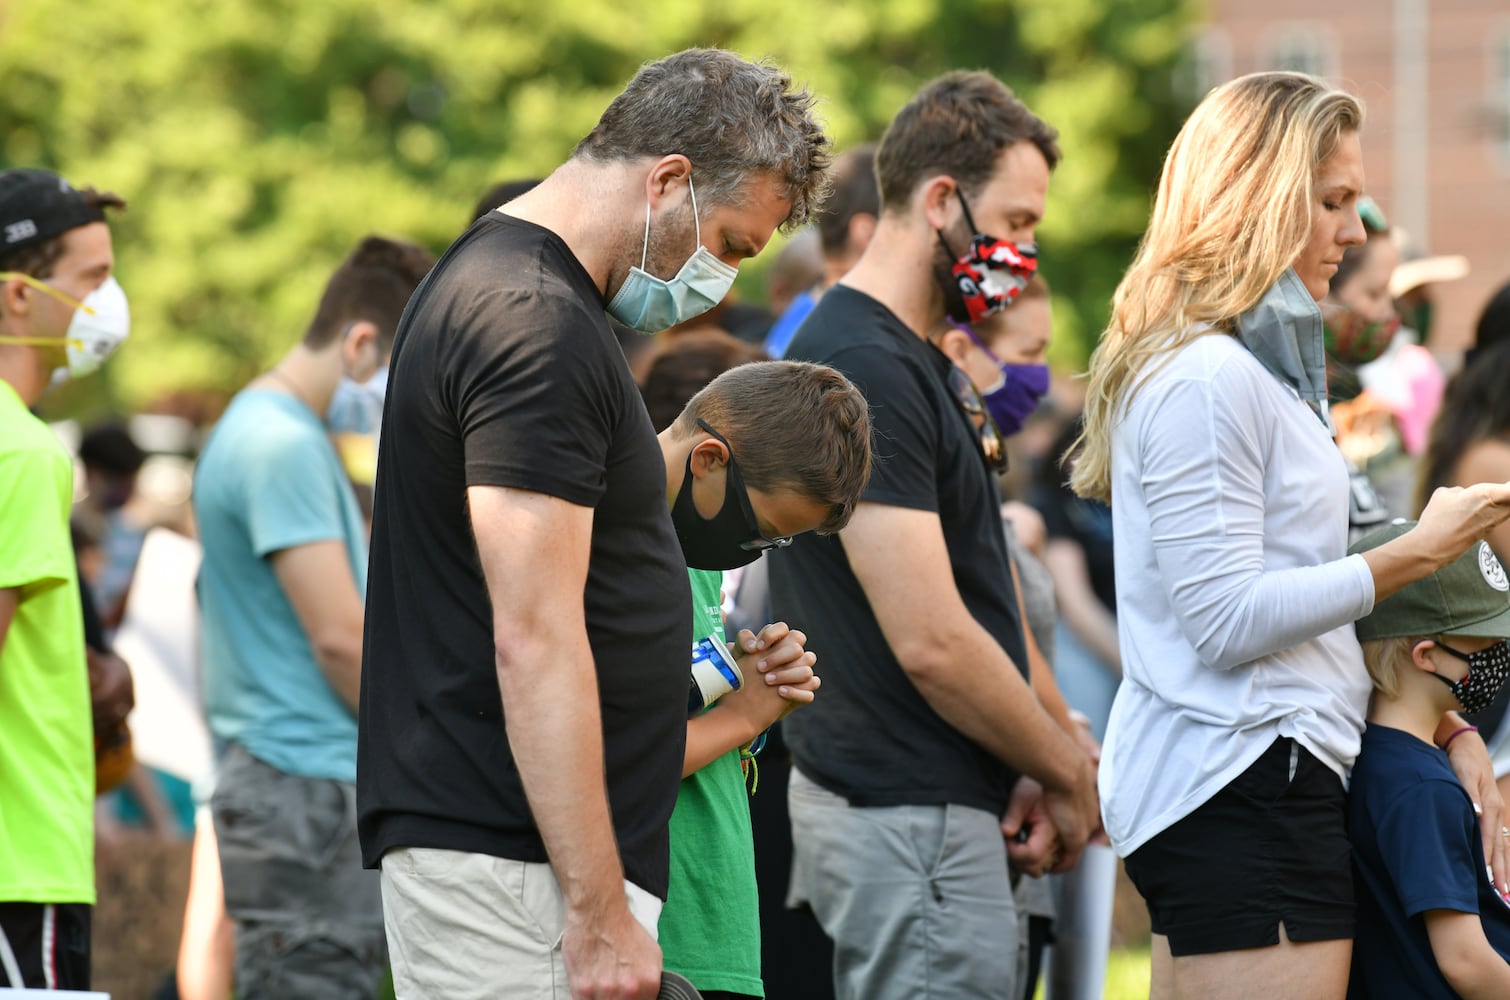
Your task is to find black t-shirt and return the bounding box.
[770,286,1030,815]
[356,213,691,897]
[1029,480,1117,613]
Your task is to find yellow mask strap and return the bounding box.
[0,335,84,350]
[0,270,96,315]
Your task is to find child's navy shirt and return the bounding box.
[1348,723,1510,998]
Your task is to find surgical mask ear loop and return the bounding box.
[640,169,702,270]
[640,199,651,271]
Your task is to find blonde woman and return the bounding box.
[1072,72,1510,999]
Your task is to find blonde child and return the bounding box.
[1349,520,1510,999]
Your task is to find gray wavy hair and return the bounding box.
[574,48,832,232]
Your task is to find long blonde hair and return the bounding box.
[1070,72,1363,503]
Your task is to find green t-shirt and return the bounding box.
[660,567,763,996]
[0,382,94,904]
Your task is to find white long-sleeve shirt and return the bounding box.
[1099,332,1377,856]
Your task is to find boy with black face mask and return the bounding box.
[1348,520,1510,999]
[650,358,871,999]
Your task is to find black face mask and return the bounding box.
[671,420,792,570]
[1432,640,1510,715]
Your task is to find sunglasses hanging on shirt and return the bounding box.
[944,365,1008,473]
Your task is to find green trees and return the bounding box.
[0,0,1195,412]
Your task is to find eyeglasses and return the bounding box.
[740,532,794,554]
[695,419,794,553]
[945,365,1008,472]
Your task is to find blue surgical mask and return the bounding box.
[327,364,387,436]
[606,172,738,334]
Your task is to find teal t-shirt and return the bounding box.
[194,388,368,783]
[661,567,764,996]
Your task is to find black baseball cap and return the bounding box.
[0,169,110,254]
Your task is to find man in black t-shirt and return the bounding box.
[770,72,1099,999]
[357,48,830,1000]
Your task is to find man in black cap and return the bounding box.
[0,167,128,991]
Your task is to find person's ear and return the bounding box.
[688,434,730,480]
[935,326,974,365]
[847,212,877,252]
[646,155,693,212]
[1409,638,1440,673]
[341,321,381,380]
[919,175,960,232]
[1,275,32,320]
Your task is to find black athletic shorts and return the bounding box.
[1123,736,1354,957]
[0,902,91,990]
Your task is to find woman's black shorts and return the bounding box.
[1123,735,1354,957]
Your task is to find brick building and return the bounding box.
[1194,0,1510,356]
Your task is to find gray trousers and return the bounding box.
[788,767,1021,1000]
[211,744,386,1000]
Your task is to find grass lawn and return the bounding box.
[1035,945,1152,999]
[1104,946,1153,997]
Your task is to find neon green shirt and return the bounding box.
[0,381,94,904]
[660,567,763,996]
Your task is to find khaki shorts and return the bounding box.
[380,847,661,1000]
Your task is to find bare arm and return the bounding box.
[684,709,762,779]
[1041,539,1121,676]
[1012,558,1075,734]
[1360,482,1510,604]
[270,540,364,713]
[1435,711,1510,895]
[1001,501,1047,561]
[1425,909,1510,999]
[1005,557,1104,873]
[841,502,1097,858]
[682,624,816,777]
[469,484,659,999]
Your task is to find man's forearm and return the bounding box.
[497,631,626,912]
[900,619,1088,794]
[313,639,363,714]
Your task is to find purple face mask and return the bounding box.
[953,321,1050,436]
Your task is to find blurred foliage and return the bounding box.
[0,0,1198,416]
